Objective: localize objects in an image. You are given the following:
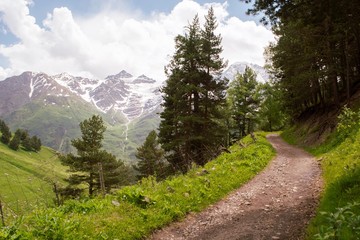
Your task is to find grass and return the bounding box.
[1,132,276,239]
[0,141,68,220]
[282,114,360,239]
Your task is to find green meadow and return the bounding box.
[0,141,68,219]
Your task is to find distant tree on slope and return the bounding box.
[0,119,11,145]
[9,132,21,151]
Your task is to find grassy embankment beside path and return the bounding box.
[0,132,275,239]
[282,119,360,239]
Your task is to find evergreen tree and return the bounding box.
[21,136,33,151]
[30,136,42,152]
[15,129,29,142]
[244,0,360,118]
[98,150,131,192]
[134,130,165,180]
[258,81,287,131]
[227,67,261,139]
[9,133,21,151]
[159,8,228,172]
[0,120,11,145]
[61,115,129,196]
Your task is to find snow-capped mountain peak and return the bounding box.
[50,71,162,121]
[105,70,133,81]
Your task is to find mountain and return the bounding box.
[222,62,270,82]
[0,63,268,163]
[0,70,162,163]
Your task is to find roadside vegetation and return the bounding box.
[0,132,275,239]
[282,107,360,239]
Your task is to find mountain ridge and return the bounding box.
[0,62,269,162]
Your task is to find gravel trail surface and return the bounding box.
[150,134,323,240]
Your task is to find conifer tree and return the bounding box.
[159,8,228,172]
[134,130,164,180]
[258,81,287,131]
[61,115,129,196]
[9,133,21,151]
[245,0,360,118]
[21,136,33,151]
[30,136,42,152]
[227,67,261,139]
[0,120,11,145]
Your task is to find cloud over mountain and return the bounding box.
[0,0,274,81]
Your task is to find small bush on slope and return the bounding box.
[0,132,275,240]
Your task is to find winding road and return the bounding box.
[150,134,323,240]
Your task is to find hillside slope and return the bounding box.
[0,133,275,239]
[0,142,67,218]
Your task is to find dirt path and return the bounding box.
[150,134,323,240]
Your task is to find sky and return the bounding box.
[0,0,274,81]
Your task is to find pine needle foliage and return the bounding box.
[60,115,129,197]
[159,7,228,172]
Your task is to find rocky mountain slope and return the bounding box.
[0,62,268,162]
[0,70,162,162]
[222,62,270,82]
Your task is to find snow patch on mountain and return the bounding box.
[51,70,163,122]
[53,73,102,102]
[222,62,270,83]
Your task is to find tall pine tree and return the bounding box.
[159,7,228,172]
[227,67,261,139]
[245,0,360,118]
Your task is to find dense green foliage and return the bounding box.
[0,119,42,152]
[159,7,228,172]
[227,67,261,138]
[245,0,360,118]
[282,107,360,239]
[258,80,287,131]
[60,115,131,197]
[0,133,275,239]
[134,130,166,180]
[0,120,11,145]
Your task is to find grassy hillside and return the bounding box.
[282,107,360,239]
[0,141,68,219]
[3,100,160,163]
[0,132,275,239]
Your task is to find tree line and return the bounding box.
[0,119,41,152]
[22,7,286,200]
[61,8,286,198]
[243,0,360,117]
[133,7,286,180]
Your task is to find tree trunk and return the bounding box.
[324,14,340,106]
[89,173,94,196]
[345,31,351,104]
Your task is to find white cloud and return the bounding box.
[0,0,274,81]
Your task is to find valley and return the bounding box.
[0,62,268,163]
